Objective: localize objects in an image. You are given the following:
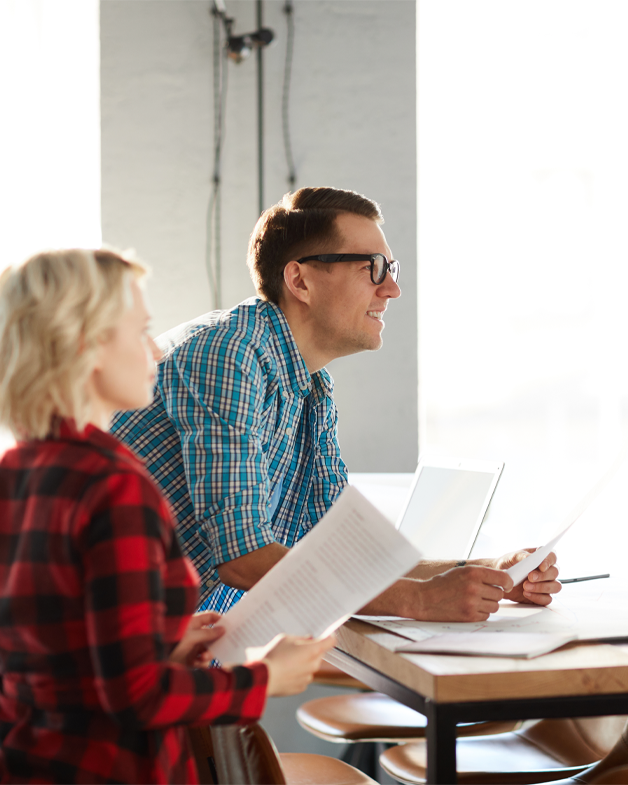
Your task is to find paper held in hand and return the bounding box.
[209,486,422,664]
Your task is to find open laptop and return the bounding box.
[396,457,504,560]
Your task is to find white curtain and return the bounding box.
[419,0,628,577]
[0,0,100,454]
[0,0,101,270]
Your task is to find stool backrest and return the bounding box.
[189,723,288,785]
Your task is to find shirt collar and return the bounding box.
[264,301,313,398]
[57,418,137,458]
[310,368,334,405]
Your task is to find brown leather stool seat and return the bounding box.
[591,766,628,784]
[547,767,628,785]
[544,722,628,784]
[378,716,628,785]
[280,753,379,784]
[189,721,379,784]
[297,691,520,743]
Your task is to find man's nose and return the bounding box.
[378,272,401,299]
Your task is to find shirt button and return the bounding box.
[286,427,292,435]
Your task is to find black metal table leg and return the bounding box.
[425,700,457,784]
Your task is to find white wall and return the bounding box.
[100,0,417,472]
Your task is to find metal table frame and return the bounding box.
[327,647,628,784]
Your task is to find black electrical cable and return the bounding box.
[205,3,229,310]
[282,0,296,188]
[256,0,264,216]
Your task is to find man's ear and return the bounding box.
[282,261,312,304]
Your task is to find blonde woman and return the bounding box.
[0,249,333,784]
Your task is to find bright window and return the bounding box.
[0,0,101,269]
[0,0,100,455]
[419,0,628,575]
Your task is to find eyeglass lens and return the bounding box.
[373,255,399,284]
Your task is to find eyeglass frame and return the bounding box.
[295,253,400,285]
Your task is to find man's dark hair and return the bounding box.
[247,186,384,304]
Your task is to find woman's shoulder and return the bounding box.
[69,429,176,545]
[1,426,175,544]
[48,424,173,523]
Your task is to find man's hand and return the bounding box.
[402,565,514,622]
[493,550,561,606]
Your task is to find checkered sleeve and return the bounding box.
[304,373,349,538]
[80,469,268,728]
[160,324,277,569]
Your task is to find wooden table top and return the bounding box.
[335,618,628,704]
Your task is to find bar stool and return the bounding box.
[297,691,520,782]
[304,657,519,782]
[548,769,628,785]
[188,722,378,784]
[588,767,628,783]
[378,716,628,784]
[544,720,628,784]
[297,691,520,743]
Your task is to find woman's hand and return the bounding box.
[250,634,336,697]
[169,611,225,667]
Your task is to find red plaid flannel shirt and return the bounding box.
[0,421,267,784]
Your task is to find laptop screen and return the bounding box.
[396,459,503,560]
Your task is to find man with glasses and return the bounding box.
[112,186,560,621]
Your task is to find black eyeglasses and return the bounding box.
[296,253,400,285]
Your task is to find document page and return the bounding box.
[210,486,422,663]
[356,604,563,642]
[395,631,576,658]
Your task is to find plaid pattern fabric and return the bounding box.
[0,422,267,784]
[112,298,348,614]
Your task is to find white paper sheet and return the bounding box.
[394,631,576,658]
[506,528,569,586]
[209,486,422,663]
[507,449,628,586]
[356,604,562,642]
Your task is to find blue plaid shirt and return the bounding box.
[111,298,348,613]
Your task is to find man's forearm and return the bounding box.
[217,542,289,591]
[358,577,424,618]
[359,561,492,617]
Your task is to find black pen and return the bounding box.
[559,574,610,584]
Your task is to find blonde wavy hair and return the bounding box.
[0,248,147,440]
